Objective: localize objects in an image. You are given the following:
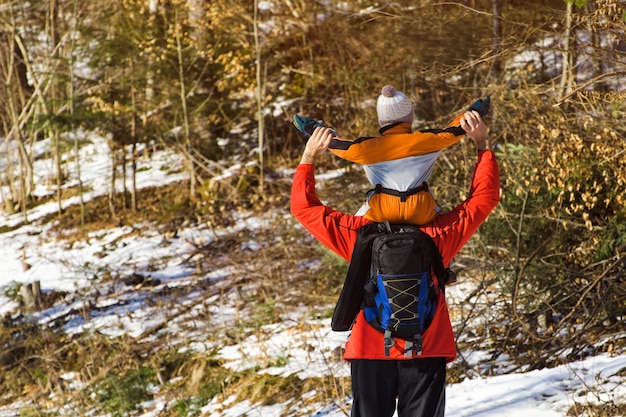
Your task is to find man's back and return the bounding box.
[290,147,500,362]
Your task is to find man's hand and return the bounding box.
[461,110,491,151]
[300,127,334,164]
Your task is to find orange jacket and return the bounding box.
[328,115,465,164]
[290,150,500,362]
[361,188,440,225]
[328,115,466,225]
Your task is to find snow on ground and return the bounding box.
[0,132,625,416]
[199,347,626,417]
[446,353,626,417]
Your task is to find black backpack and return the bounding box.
[331,222,455,356]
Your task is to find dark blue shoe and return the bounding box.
[293,115,337,138]
[468,95,490,117]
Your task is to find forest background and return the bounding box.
[0,0,625,415]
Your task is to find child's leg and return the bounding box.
[293,115,339,138]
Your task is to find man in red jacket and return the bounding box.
[290,110,500,417]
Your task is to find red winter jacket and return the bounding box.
[290,150,500,362]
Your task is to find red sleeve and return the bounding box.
[290,164,372,261]
[424,150,501,266]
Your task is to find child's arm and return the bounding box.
[328,96,490,164]
[328,123,464,164]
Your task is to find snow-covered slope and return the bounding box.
[0,132,624,416]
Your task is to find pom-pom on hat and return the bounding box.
[376,85,414,127]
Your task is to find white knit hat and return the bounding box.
[376,85,414,127]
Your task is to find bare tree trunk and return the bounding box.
[0,32,16,214]
[558,1,575,101]
[130,59,138,212]
[16,129,29,221]
[54,128,63,215]
[20,281,42,312]
[49,0,64,216]
[67,0,85,226]
[1,142,18,215]
[584,2,604,92]
[254,0,265,193]
[187,0,206,53]
[130,144,138,213]
[108,140,117,219]
[492,0,504,78]
[146,0,158,102]
[175,22,195,198]
[121,145,128,209]
[5,93,32,222]
[0,176,15,214]
[8,34,54,215]
[1,24,35,221]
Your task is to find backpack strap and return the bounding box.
[403,334,423,357]
[331,223,381,331]
[424,234,453,292]
[372,183,429,202]
[384,330,394,356]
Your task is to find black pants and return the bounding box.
[350,357,446,417]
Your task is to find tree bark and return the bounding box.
[175,23,195,198]
[254,0,265,193]
[558,1,575,101]
[187,0,206,53]
[68,0,86,226]
[492,0,504,77]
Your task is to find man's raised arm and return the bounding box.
[427,110,500,265]
[291,127,370,261]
